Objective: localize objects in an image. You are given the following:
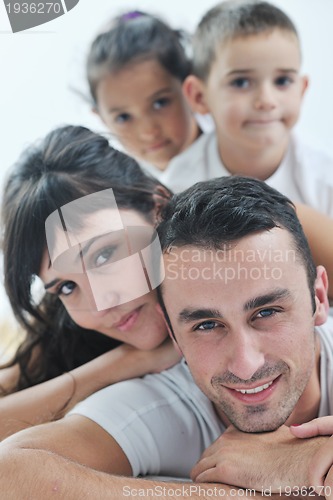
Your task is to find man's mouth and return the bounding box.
[234,380,273,394]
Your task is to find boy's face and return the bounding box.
[161,228,328,432]
[185,29,308,174]
[95,59,198,171]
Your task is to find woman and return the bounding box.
[0,125,179,439]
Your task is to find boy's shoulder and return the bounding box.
[283,134,333,216]
[163,131,225,193]
[291,134,333,172]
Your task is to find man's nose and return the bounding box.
[226,329,265,381]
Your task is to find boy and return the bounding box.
[164,0,333,218]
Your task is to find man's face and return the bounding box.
[162,228,324,432]
[202,29,307,176]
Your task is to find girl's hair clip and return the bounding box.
[121,11,144,21]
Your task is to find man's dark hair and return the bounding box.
[157,176,317,336]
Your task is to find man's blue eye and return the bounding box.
[197,321,218,331]
[257,308,276,318]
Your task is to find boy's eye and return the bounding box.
[275,75,293,87]
[195,320,219,331]
[230,77,250,89]
[58,281,76,297]
[153,97,171,110]
[115,113,131,124]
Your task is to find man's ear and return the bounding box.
[183,75,210,115]
[314,265,329,325]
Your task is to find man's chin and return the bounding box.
[233,418,287,434]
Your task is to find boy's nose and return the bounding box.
[254,84,277,111]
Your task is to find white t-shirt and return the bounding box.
[143,132,333,217]
[69,317,333,478]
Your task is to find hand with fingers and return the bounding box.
[290,417,333,498]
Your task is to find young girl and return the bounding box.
[0,125,180,439]
[86,10,201,180]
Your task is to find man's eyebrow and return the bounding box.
[178,308,222,323]
[244,289,290,311]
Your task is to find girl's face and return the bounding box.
[40,207,167,350]
[95,59,199,171]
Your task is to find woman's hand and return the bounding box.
[290,417,333,497]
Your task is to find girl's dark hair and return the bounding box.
[1,125,171,392]
[87,11,192,105]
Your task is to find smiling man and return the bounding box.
[0,176,332,499]
[155,176,333,492]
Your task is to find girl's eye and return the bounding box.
[58,281,76,297]
[275,75,293,87]
[195,320,219,331]
[153,97,170,110]
[115,113,131,124]
[93,246,116,268]
[230,77,250,89]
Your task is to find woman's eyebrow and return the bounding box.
[44,278,60,290]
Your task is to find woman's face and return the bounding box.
[40,206,167,350]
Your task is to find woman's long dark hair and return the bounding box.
[1,125,171,392]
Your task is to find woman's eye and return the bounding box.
[94,246,116,268]
[231,77,250,89]
[115,113,131,124]
[275,75,293,87]
[153,97,170,110]
[196,320,219,331]
[58,281,76,297]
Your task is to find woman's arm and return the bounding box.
[295,203,333,300]
[0,338,180,440]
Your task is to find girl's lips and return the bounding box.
[114,306,143,332]
[147,140,169,152]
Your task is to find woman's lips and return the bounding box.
[114,306,143,332]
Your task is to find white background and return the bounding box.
[0,0,332,326]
